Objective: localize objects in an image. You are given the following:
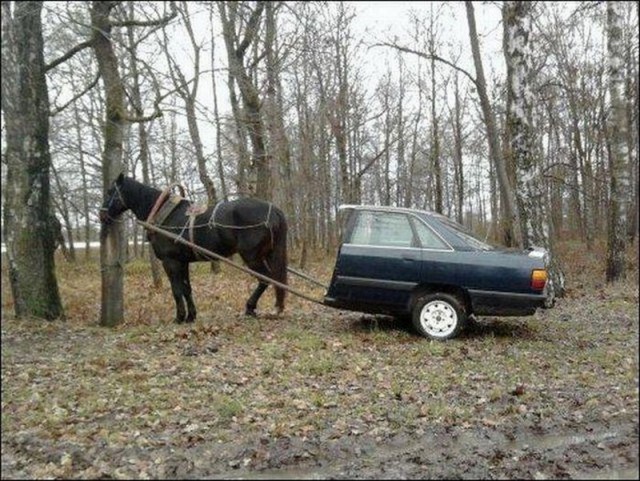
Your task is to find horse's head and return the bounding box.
[99,173,128,225]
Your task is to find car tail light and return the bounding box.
[531,269,548,291]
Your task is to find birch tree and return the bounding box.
[605,1,631,282]
[503,1,565,299]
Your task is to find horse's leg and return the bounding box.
[243,261,272,317]
[183,263,196,323]
[265,242,287,314]
[162,259,187,323]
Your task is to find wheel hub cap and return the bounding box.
[420,300,457,337]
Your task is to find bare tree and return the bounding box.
[91,1,175,326]
[465,1,520,247]
[218,1,270,199]
[125,1,163,287]
[91,1,128,327]
[163,1,217,204]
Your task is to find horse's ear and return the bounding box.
[116,172,124,184]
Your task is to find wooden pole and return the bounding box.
[136,219,327,306]
[287,266,329,289]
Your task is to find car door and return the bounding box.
[329,210,422,311]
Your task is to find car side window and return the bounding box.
[412,218,449,249]
[349,211,416,247]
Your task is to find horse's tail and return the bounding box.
[269,210,288,312]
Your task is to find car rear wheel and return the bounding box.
[412,293,466,340]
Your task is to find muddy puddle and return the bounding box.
[217,421,639,480]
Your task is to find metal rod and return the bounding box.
[136,219,327,306]
[287,266,329,290]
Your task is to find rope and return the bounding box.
[208,201,275,248]
[208,201,274,230]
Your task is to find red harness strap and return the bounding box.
[146,183,186,224]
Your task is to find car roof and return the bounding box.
[338,204,440,218]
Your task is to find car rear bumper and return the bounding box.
[467,289,547,316]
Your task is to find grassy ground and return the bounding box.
[1,240,638,479]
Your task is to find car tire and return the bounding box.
[412,293,467,341]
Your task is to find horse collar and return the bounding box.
[147,184,185,224]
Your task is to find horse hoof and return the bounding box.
[174,318,185,324]
[245,309,257,317]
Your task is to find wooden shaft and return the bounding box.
[287,266,329,290]
[136,219,327,306]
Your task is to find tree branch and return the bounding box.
[45,39,94,72]
[110,3,177,28]
[49,71,101,116]
[371,42,479,89]
[357,137,399,178]
[236,3,265,58]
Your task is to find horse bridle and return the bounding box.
[100,182,128,223]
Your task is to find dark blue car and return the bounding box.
[324,205,553,340]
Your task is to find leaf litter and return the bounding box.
[1,244,638,479]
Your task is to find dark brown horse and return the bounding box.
[99,174,288,323]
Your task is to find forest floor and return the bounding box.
[1,240,639,479]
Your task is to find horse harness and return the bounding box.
[146,184,275,260]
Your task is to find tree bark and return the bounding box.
[209,4,228,201]
[92,1,126,327]
[1,1,64,320]
[264,1,293,214]
[165,2,218,205]
[218,1,270,200]
[605,1,631,282]
[452,71,465,224]
[503,1,565,298]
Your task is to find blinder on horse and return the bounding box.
[99,182,127,225]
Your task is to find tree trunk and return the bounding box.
[452,72,465,224]
[69,75,93,260]
[431,53,443,214]
[465,1,520,247]
[605,1,631,282]
[218,1,270,200]
[126,4,162,287]
[1,1,64,320]
[503,1,565,298]
[210,4,228,201]
[50,164,76,262]
[91,1,125,327]
[264,2,293,214]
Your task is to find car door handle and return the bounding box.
[401,253,419,261]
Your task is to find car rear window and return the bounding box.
[349,211,416,247]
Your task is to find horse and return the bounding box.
[99,173,288,323]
